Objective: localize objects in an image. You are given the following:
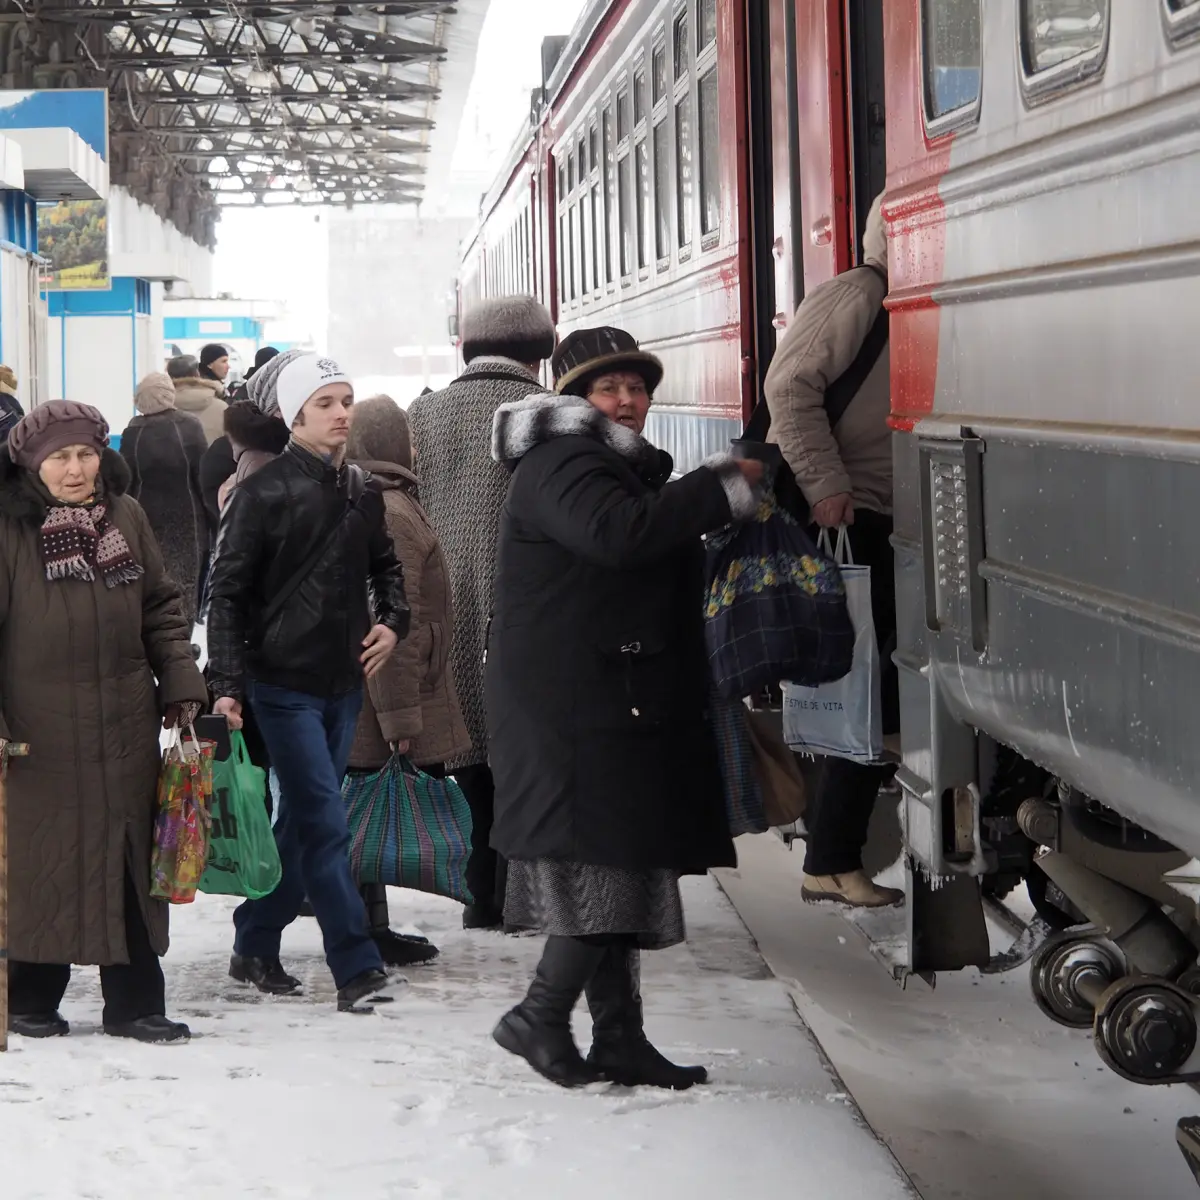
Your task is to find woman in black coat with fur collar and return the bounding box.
[486,327,764,1091]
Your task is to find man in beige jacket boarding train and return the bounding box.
[764,193,902,910]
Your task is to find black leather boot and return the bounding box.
[493,936,607,1088]
[585,943,708,1090]
[9,1011,69,1038]
[229,954,303,995]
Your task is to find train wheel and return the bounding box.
[1094,977,1198,1084]
[1030,934,1124,1029]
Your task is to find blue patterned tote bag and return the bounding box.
[704,488,855,701]
[344,754,474,904]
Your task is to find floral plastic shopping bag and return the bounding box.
[150,726,215,904]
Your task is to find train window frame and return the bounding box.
[919,0,983,138]
[653,113,671,270]
[1018,1,1111,105]
[652,41,667,107]
[675,4,696,263]
[675,86,694,259]
[635,135,651,276]
[673,6,690,82]
[697,63,721,248]
[634,63,648,129]
[698,0,717,51]
[589,117,602,299]
[1163,0,1200,45]
[602,104,615,290]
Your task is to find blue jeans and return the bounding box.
[233,681,381,988]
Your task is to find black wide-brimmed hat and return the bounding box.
[552,326,664,397]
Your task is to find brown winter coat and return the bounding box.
[0,448,208,965]
[173,376,227,446]
[764,265,892,515]
[347,461,471,770]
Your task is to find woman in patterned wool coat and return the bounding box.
[485,327,764,1093]
[407,294,557,930]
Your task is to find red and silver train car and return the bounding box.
[460,0,1200,1131]
[459,0,885,470]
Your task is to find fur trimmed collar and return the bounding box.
[225,402,290,458]
[0,446,130,526]
[491,393,669,480]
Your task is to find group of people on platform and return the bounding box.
[0,195,899,1088]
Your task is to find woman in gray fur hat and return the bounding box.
[408,295,557,932]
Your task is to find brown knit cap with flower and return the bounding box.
[8,401,110,471]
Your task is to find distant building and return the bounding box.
[327,211,473,398]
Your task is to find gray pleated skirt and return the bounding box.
[504,858,686,951]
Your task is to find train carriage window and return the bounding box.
[1165,0,1200,44]
[653,44,667,106]
[673,10,690,80]
[699,0,717,50]
[636,138,651,269]
[618,155,633,278]
[617,88,629,142]
[582,194,592,296]
[634,68,647,127]
[698,67,720,238]
[602,107,614,284]
[569,200,577,302]
[922,0,981,128]
[1020,1,1109,95]
[654,118,671,262]
[676,90,694,249]
[591,181,601,292]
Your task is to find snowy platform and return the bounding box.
[0,877,915,1200]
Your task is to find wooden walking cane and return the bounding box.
[0,741,30,1053]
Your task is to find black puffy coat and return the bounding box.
[206,440,410,701]
[119,409,208,626]
[485,394,759,874]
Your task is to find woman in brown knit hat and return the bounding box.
[1,400,208,1044]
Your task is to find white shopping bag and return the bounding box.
[782,528,883,763]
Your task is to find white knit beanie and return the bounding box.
[275,353,352,429]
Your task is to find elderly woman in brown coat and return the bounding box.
[346,396,472,965]
[0,401,208,1043]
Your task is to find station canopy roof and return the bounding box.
[28,0,489,208]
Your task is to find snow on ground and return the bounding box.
[0,877,915,1200]
[719,832,1200,1200]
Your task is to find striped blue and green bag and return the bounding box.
[343,754,474,905]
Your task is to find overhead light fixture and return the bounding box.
[245,66,274,90]
[295,176,314,193]
[291,15,318,38]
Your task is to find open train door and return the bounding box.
[742,0,886,389]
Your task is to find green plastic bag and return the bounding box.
[198,731,281,900]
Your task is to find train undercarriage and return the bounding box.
[890,743,1200,1185]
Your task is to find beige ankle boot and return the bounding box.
[801,870,903,908]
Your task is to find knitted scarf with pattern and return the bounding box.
[41,501,145,588]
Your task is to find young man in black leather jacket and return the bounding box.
[206,353,411,1013]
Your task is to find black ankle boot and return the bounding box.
[585,944,708,1090]
[9,1011,69,1039]
[229,954,302,995]
[493,935,607,1088]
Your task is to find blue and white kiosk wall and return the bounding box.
[0,89,213,444]
[0,135,44,409]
